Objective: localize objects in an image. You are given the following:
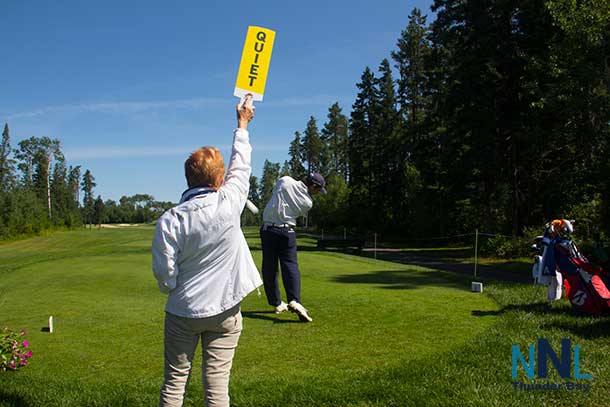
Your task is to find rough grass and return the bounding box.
[0,226,607,406]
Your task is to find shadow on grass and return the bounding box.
[333,269,471,291]
[472,302,576,317]
[241,244,344,253]
[388,248,473,259]
[543,319,610,339]
[0,390,30,407]
[297,246,344,253]
[242,311,302,324]
[473,302,610,339]
[364,250,533,284]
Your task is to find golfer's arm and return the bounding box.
[222,128,252,210]
[151,213,181,293]
[294,186,313,216]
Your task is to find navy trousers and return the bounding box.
[260,226,301,306]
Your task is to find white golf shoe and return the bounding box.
[288,300,313,322]
[274,301,289,314]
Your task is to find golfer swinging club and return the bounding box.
[260,172,326,322]
[152,97,261,407]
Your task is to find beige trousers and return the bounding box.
[159,304,242,407]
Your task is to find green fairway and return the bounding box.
[0,227,608,406]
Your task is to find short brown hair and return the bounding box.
[184,147,225,189]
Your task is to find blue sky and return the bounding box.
[1,0,434,202]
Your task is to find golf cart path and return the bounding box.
[361,248,531,284]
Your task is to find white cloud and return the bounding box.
[64,146,194,160]
[4,98,226,120]
[3,94,348,120]
[64,143,287,160]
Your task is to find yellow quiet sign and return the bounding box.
[234,26,276,102]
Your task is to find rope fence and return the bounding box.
[307,227,518,278]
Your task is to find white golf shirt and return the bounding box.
[152,128,262,318]
[262,176,313,226]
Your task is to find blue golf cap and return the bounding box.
[307,173,327,194]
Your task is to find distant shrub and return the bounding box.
[479,235,513,258]
[479,226,541,259]
[479,222,610,262]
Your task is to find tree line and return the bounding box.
[102,194,174,224]
[248,1,610,239]
[0,124,94,238]
[0,124,174,239]
[4,1,607,241]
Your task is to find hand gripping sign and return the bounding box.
[234,26,276,103]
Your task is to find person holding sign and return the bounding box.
[260,173,327,322]
[152,98,261,407]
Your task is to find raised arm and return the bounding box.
[221,97,255,211]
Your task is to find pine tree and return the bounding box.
[544,0,610,236]
[321,103,349,181]
[430,0,517,234]
[259,160,280,207]
[51,160,68,224]
[53,161,82,228]
[81,169,96,228]
[1,131,85,236]
[14,137,38,188]
[40,138,63,219]
[0,123,15,192]
[68,166,81,204]
[392,8,431,125]
[15,137,63,218]
[119,196,135,223]
[280,160,290,177]
[375,59,403,228]
[302,116,323,174]
[428,0,597,236]
[288,131,306,180]
[0,124,13,237]
[93,195,105,229]
[33,150,50,214]
[348,67,378,227]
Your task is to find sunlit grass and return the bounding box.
[0,227,607,406]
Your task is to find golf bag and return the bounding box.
[532,219,610,316]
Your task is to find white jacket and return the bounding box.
[262,176,313,226]
[152,128,262,318]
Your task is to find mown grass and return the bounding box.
[0,226,608,406]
